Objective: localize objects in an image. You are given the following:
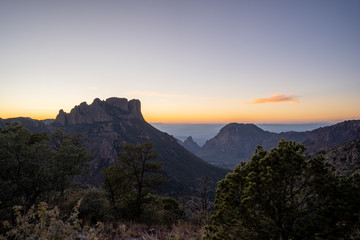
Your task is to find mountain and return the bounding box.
[196,123,274,168]
[1,98,228,195]
[301,120,360,152]
[180,136,202,154]
[197,120,360,169]
[0,117,48,132]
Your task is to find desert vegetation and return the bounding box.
[1,123,360,239]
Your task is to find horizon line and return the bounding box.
[1,116,356,125]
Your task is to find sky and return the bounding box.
[1,0,359,123]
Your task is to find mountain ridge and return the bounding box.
[2,100,359,176]
[195,120,360,169]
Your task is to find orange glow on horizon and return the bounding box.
[0,112,357,124]
[0,109,61,120]
[1,103,359,124]
[2,110,355,124]
[142,113,358,124]
[1,113,57,120]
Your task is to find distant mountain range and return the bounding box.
[2,98,359,185]
[152,122,331,146]
[0,98,228,195]
[185,121,360,169]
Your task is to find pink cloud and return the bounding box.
[250,94,300,104]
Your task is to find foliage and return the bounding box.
[138,195,185,226]
[161,196,185,224]
[0,123,90,225]
[206,140,360,240]
[103,141,167,220]
[0,201,104,240]
[78,188,112,224]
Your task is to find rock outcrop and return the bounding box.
[52,97,144,126]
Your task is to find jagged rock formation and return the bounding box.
[197,120,360,169]
[181,136,202,154]
[52,98,143,126]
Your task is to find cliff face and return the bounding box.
[52,97,144,126]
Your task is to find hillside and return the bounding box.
[1,98,228,195]
[312,139,360,175]
[196,120,360,169]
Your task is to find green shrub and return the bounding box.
[78,188,111,224]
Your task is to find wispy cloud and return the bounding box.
[248,94,300,104]
[127,90,189,98]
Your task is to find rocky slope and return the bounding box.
[313,139,360,175]
[196,120,360,169]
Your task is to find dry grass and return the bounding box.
[102,221,206,240]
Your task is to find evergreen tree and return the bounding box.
[103,141,166,220]
[0,123,90,225]
[206,140,360,240]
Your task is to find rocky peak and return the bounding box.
[52,97,144,126]
[182,136,201,154]
[211,123,270,145]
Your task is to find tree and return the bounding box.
[206,140,360,240]
[48,129,90,202]
[103,141,166,220]
[198,176,214,212]
[0,123,90,224]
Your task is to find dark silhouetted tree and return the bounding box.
[0,123,90,224]
[103,141,166,220]
[206,140,360,240]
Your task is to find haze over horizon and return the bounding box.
[1,1,359,123]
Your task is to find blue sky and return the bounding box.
[1,0,359,123]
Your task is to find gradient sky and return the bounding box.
[1,0,359,123]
